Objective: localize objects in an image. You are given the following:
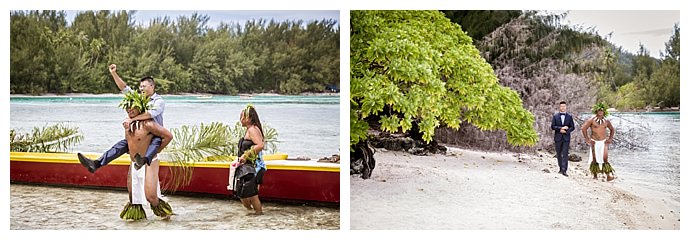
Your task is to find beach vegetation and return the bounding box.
[350,10,538,148]
[10,10,339,95]
[10,123,84,152]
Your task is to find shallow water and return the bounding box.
[10,95,339,159]
[10,184,340,230]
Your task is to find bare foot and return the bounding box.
[246,212,263,216]
[606,175,615,182]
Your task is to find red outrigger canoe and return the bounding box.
[10,152,340,205]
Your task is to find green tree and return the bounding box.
[441,10,522,42]
[648,24,680,107]
[601,47,619,90]
[10,11,339,95]
[631,45,660,106]
[350,10,538,148]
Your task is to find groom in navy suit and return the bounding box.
[551,101,575,176]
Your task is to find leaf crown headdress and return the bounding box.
[591,102,609,117]
[119,90,152,113]
[243,104,254,119]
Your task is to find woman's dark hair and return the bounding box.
[243,106,264,137]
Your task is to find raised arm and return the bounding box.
[109,64,128,91]
[144,121,173,153]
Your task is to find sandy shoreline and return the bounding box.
[350,147,679,230]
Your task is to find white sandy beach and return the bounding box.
[350,147,679,230]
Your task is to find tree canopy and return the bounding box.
[350,10,538,148]
[10,10,340,95]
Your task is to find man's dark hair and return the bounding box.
[140,76,155,87]
[559,101,567,105]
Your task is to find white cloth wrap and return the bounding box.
[130,158,163,205]
[588,140,606,164]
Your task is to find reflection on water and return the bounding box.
[10,184,339,230]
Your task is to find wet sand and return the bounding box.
[10,184,339,230]
[350,147,679,230]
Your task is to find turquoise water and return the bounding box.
[10,95,339,105]
[10,95,340,159]
[578,112,680,203]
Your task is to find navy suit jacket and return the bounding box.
[551,112,575,142]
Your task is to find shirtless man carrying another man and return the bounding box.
[118,91,174,220]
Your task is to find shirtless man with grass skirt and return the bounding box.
[118,91,175,220]
[581,103,616,181]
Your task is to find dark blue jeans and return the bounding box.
[97,136,162,167]
[555,140,570,173]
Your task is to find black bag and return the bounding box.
[233,164,258,198]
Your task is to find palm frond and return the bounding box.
[160,121,280,192]
[229,121,247,154]
[10,123,83,152]
[162,122,238,192]
[262,123,279,154]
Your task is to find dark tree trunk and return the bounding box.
[350,140,375,179]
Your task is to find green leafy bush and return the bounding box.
[350,10,537,148]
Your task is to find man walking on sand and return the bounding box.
[551,101,575,177]
[581,103,616,181]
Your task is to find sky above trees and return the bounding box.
[561,10,679,58]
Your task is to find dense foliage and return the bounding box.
[441,10,522,43]
[350,10,538,148]
[10,10,339,95]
